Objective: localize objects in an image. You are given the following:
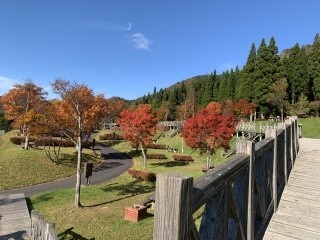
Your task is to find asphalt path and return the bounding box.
[0,142,132,197]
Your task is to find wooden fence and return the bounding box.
[30,210,58,240]
[153,116,299,240]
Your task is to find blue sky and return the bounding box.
[0,1,319,100]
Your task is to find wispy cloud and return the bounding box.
[83,20,132,31]
[0,76,20,95]
[129,33,153,51]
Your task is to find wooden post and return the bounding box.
[271,129,278,212]
[246,141,254,240]
[278,123,288,185]
[153,173,193,240]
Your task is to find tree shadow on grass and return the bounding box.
[150,161,189,167]
[82,180,155,208]
[58,227,95,240]
[58,153,99,168]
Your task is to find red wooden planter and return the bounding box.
[124,204,147,222]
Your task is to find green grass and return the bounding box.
[30,174,155,240]
[0,130,100,190]
[298,117,320,138]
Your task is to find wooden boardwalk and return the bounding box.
[263,138,320,240]
[0,193,30,239]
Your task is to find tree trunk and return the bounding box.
[280,108,284,123]
[140,142,147,169]
[24,135,29,150]
[74,136,82,208]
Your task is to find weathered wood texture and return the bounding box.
[0,193,30,239]
[153,117,299,240]
[263,138,320,240]
[30,210,58,240]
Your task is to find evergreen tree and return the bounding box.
[235,43,256,100]
[202,74,215,106]
[253,37,282,116]
[284,43,309,103]
[308,33,320,100]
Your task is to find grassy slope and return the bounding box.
[0,130,99,190]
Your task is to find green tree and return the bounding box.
[253,37,283,117]
[267,78,289,122]
[284,43,309,103]
[308,33,320,100]
[235,43,256,100]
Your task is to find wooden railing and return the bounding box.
[30,210,58,240]
[153,117,299,240]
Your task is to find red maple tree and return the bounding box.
[233,98,257,120]
[117,104,157,168]
[181,102,236,169]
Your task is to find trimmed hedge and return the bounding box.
[173,154,194,162]
[145,143,167,149]
[146,154,167,159]
[10,136,93,148]
[128,168,156,182]
[99,133,124,141]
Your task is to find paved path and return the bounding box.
[0,193,30,240]
[0,142,132,197]
[263,138,320,240]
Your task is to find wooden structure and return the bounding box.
[263,137,320,239]
[153,117,299,240]
[30,210,58,240]
[0,193,30,239]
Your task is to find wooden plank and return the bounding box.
[266,221,320,240]
[281,192,320,207]
[271,213,320,233]
[283,185,320,197]
[281,188,320,202]
[277,199,320,220]
[0,193,30,239]
[263,230,300,240]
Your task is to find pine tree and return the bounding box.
[308,33,320,100]
[235,43,256,100]
[284,43,309,103]
[253,37,282,116]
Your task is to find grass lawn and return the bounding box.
[0,130,100,190]
[298,117,320,138]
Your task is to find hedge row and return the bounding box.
[173,155,194,162]
[146,154,167,159]
[10,136,93,148]
[128,168,156,182]
[99,133,124,141]
[145,143,167,149]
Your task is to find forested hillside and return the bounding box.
[133,34,320,120]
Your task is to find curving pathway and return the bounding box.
[0,142,132,197]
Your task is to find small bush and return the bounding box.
[10,136,93,148]
[173,155,194,162]
[146,154,167,159]
[145,143,167,149]
[156,126,170,131]
[128,169,156,182]
[99,133,124,141]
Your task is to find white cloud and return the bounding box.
[83,20,132,31]
[129,33,152,51]
[0,76,20,95]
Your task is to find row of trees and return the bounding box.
[135,33,320,119]
[0,80,112,207]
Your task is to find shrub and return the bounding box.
[10,136,93,148]
[146,154,167,159]
[156,125,170,131]
[128,169,156,182]
[173,154,194,162]
[145,143,167,149]
[99,133,124,141]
